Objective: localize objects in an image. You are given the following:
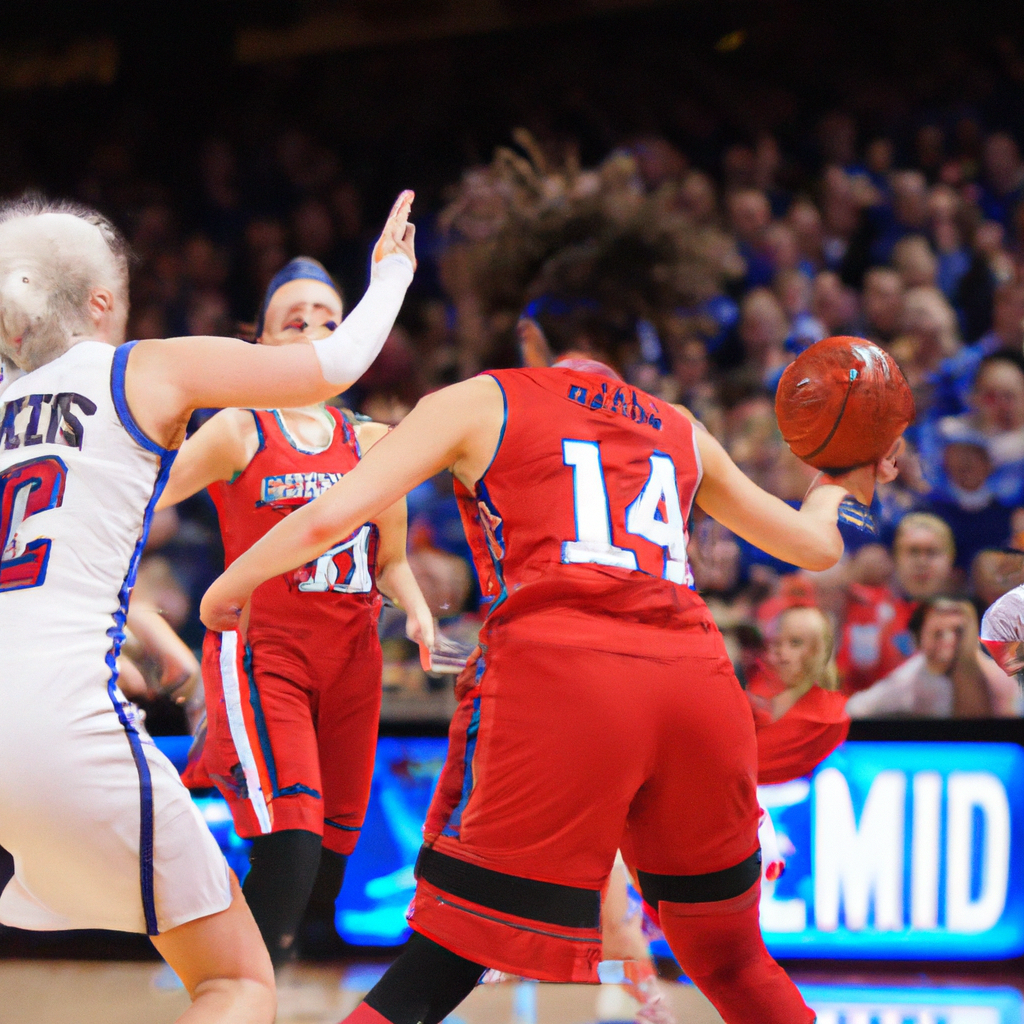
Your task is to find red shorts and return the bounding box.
[409,632,760,982]
[186,626,382,856]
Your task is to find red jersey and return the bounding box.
[208,408,380,650]
[836,583,916,694]
[456,367,716,657]
[745,662,849,785]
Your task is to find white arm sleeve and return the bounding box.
[311,253,414,385]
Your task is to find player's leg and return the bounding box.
[152,871,276,1024]
[340,932,487,1024]
[340,640,647,1022]
[625,644,813,1024]
[199,633,327,965]
[314,628,384,901]
[243,828,323,965]
[602,856,677,1024]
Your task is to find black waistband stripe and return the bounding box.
[415,846,600,930]
[637,849,761,905]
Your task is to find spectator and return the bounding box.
[890,285,961,411]
[972,549,1024,614]
[871,170,930,264]
[787,198,825,272]
[810,270,858,336]
[936,353,1024,504]
[861,267,904,344]
[926,184,971,298]
[979,132,1024,234]
[728,188,775,287]
[846,598,1019,718]
[836,513,956,693]
[746,606,850,783]
[957,220,1016,342]
[775,268,824,352]
[933,280,1024,416]
[922,438,1016,569]
[892,235,938,289]
[736,288,792,387]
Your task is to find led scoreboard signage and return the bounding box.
[164,735,1024,959]
[757,742,1024,958]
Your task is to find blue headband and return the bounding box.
[256,257,339,337]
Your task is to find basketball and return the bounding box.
[775,336,915,473]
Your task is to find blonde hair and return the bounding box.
[894,511,956,559]
[778,605,841,691]
[0,196,131,370]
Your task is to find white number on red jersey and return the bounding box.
[298,524,373,594]
[561,439,691,584]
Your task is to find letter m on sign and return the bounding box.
[813,768,906,932]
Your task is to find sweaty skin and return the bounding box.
[200,374,895,632]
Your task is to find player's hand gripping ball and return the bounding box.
[775,336,915,473]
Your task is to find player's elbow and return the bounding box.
[801,531,844,572]
[303,511,341,553]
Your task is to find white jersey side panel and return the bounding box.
[1,342,163,677]
[0,340,230,934]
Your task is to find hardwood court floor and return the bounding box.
[0,960,724,1024]
[5,960,1022,1024]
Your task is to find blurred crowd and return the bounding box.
[12,18,1024,725]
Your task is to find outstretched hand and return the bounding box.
[372,190,417,270]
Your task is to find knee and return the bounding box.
[193,977,277,1023]
[601,913,648,962]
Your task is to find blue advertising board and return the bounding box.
[798,985,1022,1024]
[756,742,1024,958]
[159,736,1024,959]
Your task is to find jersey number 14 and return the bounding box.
[562,439,690,584]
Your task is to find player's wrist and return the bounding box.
[370,252,415,284]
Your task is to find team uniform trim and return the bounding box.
[110,342,174,457]
[478,374,508,483]
[219,632,273,833]
[415,846,601,930]
[637,849,761,905]
[105,349,179,934]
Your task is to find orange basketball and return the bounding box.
[775,336,915,472]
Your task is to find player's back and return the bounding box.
[0,340,168,699]
[456,366,717,656]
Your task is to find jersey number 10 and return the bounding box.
[298,523,374,594]
[561,439,690,584]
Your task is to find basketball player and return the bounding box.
[202,350,899,1024]
[157,257,433,966]
[981,582,1024,682]
[0,190,415,1024]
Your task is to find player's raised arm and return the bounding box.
[693,428,898,572]
[201,376,504,631]
[126,191,416,449]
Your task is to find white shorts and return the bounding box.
[0,686,231,935]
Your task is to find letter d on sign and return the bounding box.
[946,772,1011,933]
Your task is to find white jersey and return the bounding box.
[0,340,229,935]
